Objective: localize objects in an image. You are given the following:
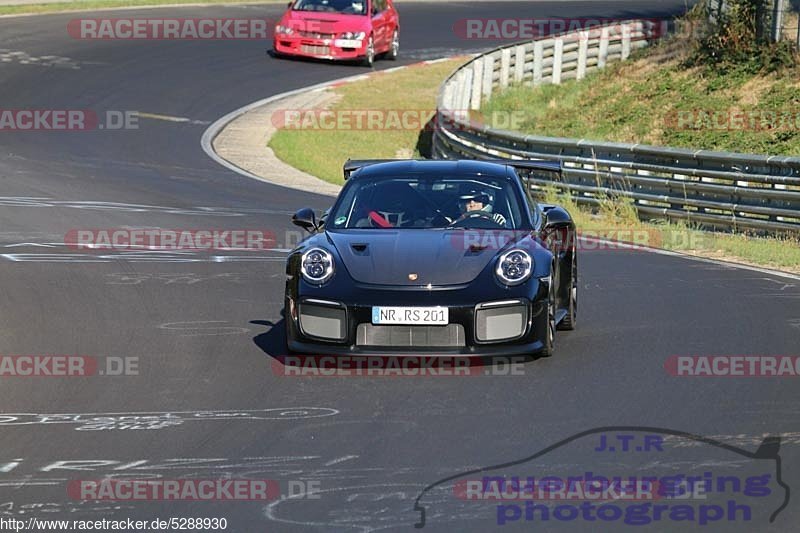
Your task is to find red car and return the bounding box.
[273,0,399,67]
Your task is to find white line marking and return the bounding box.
[0,408,340,431]
[324,455,359,467]
[3,243,56,248]
[137,112,210,125]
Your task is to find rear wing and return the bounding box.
[342,158,562,180]
[343,159,397,179]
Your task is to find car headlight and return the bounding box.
[339,31,365,40]
[276,25,294,35]
[495,249,533,286]
[301,247,334,284]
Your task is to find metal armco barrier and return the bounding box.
[433,20,800,233]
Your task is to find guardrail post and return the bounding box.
[514,44,526,83]
[460,69,473,111]
[577,31,589,80]
[453,70,465,116]
[598,26,609,68]
[470,60,483,110]
[482,55,494,100]
[621,23,631,60]
[500,48,511,89]
[553,39,564,84]
[771,0,785,43]
[442,81,455,109]
[532,41,543,86]
[797,11,800,49]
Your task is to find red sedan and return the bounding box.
[273,0,399,67]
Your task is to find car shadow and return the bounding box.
[266,48,369,68]
[251,316,287,359]
[251,314,543,372]
[415,114,435,158]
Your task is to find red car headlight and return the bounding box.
[338,31,366,40]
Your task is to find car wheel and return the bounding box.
[387,29,399,60]
[558,252,577,331]
[540,271,556,357]
[361,36,375,67]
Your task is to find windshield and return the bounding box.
[292,0,368,15]
[328,174,527,230]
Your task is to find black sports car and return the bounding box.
[284,159,577,357]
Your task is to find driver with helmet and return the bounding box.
[455,188,507,226]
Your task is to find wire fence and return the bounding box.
[707,0,800,44]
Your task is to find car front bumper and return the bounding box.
[273,36,368,60]
[286,285,549,357]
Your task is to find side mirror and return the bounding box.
[541,206,573,253]
[318,208,330,229]
[292,207,318,233]
[542,205,571,231]
[287,1,292,8]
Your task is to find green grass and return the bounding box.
[480,48,800,156]
[270,58,467,185]
[0,0,283,16]
[541,187,800,273]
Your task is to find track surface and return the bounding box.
[0,1,799,531]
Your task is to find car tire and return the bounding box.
[387,29,399,60]
[540,271,556,357]
[558,252,577,331]
[361,36,375,67]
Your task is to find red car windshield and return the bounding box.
[292,0,368,15]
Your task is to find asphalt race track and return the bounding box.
[1,1,799,531]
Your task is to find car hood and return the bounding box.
[327,230,525,286]
[280,10,371,34]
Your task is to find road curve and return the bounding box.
[0,1,798,531]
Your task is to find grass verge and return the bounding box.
[540,187,800,273]
[269,58,467,185]
[0,0,283,16]
[480,35,800,156]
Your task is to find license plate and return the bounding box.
[372,306,448,325]
[334,39,363,48]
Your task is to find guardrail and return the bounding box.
[433,20,800,233]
